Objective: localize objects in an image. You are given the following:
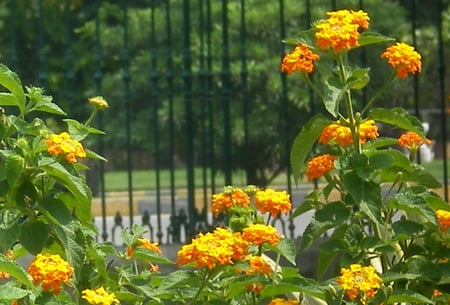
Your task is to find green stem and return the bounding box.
[189,269,209,305]
[361,71,396,116]
[336,53,360,154]
[301,72,323,101]
[84,108,98,126]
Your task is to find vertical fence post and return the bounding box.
[121,0,134,227]
[94,0,107,242]
[240,0,250,186]
[182,0,196,236]
[164,0,176,224]
[437,0,448,201]
[8,0,17,71]
[150,0,163,244]
[64,0,75,115]
[37,0,47,87]
[221,0,232,185]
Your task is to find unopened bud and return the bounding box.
[328,284,338,297]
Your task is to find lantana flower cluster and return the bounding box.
[44,131,86,164]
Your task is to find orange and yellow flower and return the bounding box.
[305,154,337,182]
[177,227,248,269]
[268,298,300,305]
[337,264,383,305]
[319,120,378,147]
[238,255,273,275]
[398,131,431,150]
[211,187,250,218]
[44,132,86,164]
[436,209,450,232]
[281,44,320,74]
[254,188,291,217]
[28,253,74,295]
[381,42,422,79]
[127,237,161,257]
[315,9,370,52]
[82,286,119,305]
[242,224,280,246]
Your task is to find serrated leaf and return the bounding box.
[369,108,424,135]
[5,154,24,187]
[31,101,66,116]
[290,115,331,183]
[0,282,30,300]
[38,197,72,226]
[391,219,424,240]
[346,68,370,90]
[0,64,26,115]
[133,247,174,264]
[19,220,49,255]
[0,92,18,107]
[386,290,433,304]
[358,31,395,47]
[323,77,343,117]
[0,254,36,291]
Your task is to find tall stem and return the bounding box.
[361,71,396,116]
[189,270,209,305]
[337,53,360,154]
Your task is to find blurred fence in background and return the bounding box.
[2,0,448,245]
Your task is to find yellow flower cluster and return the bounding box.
[177,227,248,269]
[281,44,320,74]
[126,237,161,257]
[254,188,291,217]
[336,264,383,305]
[319,120,379,147]
[305,154,337,182]
[27,253,74,295]
[242,223,280,246]
[211,188,250,218]
[436,209,450,232]
[44,132,86,164]
[88,96,109,109]
[268,298,300,305]
[82,286,119,305]
[238,255,273,275]
[398,131,431,150]
[381,42,422,79]
[315,9,370,52]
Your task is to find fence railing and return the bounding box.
[3,0,448,245]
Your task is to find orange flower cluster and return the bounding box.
[436,209,450,232]
[381,42,422,79]
[44,132,86,164]
[254,188,291,217]
[315,9,370,52]
[337,264,383,305]
[242,224,280,246]
[319,120,378,146]
[281,44,320,74]
[127,237,161,257]
[0,249,13,279]
[305,154,337,182]
[28,253,74,295]
[211,188,250,217]
[82,286,119,305]
[177,227,248,269]
[268,298,300,305]
[238,255,273,275]
[398,131,431,150]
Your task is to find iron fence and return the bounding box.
[2,0,448,245]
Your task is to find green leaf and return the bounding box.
[261,281,326,300]
[323,76,343,117]
[264,238,296,266]
[133,247,174,264]
[342,171,383,225]
[64,119,90,141]
[0,92,18,107]
[38,157,92,206]
[5,154,24,188]
[391,219,424,240]
[0,254,36,291]
[38,197,72,226]
[385,290,433,304]
[369,108,424,135]
[86,149,108,162]
[362,137,399,150]
[19,220,49,255]
[300,201,350,252]
[357,31,395,47]
[30,100,66,116]
[0,64,26,115]
[346,68,370,90]
[290,114,331,183]
[0,282,30,300]
[366,150,394,169]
